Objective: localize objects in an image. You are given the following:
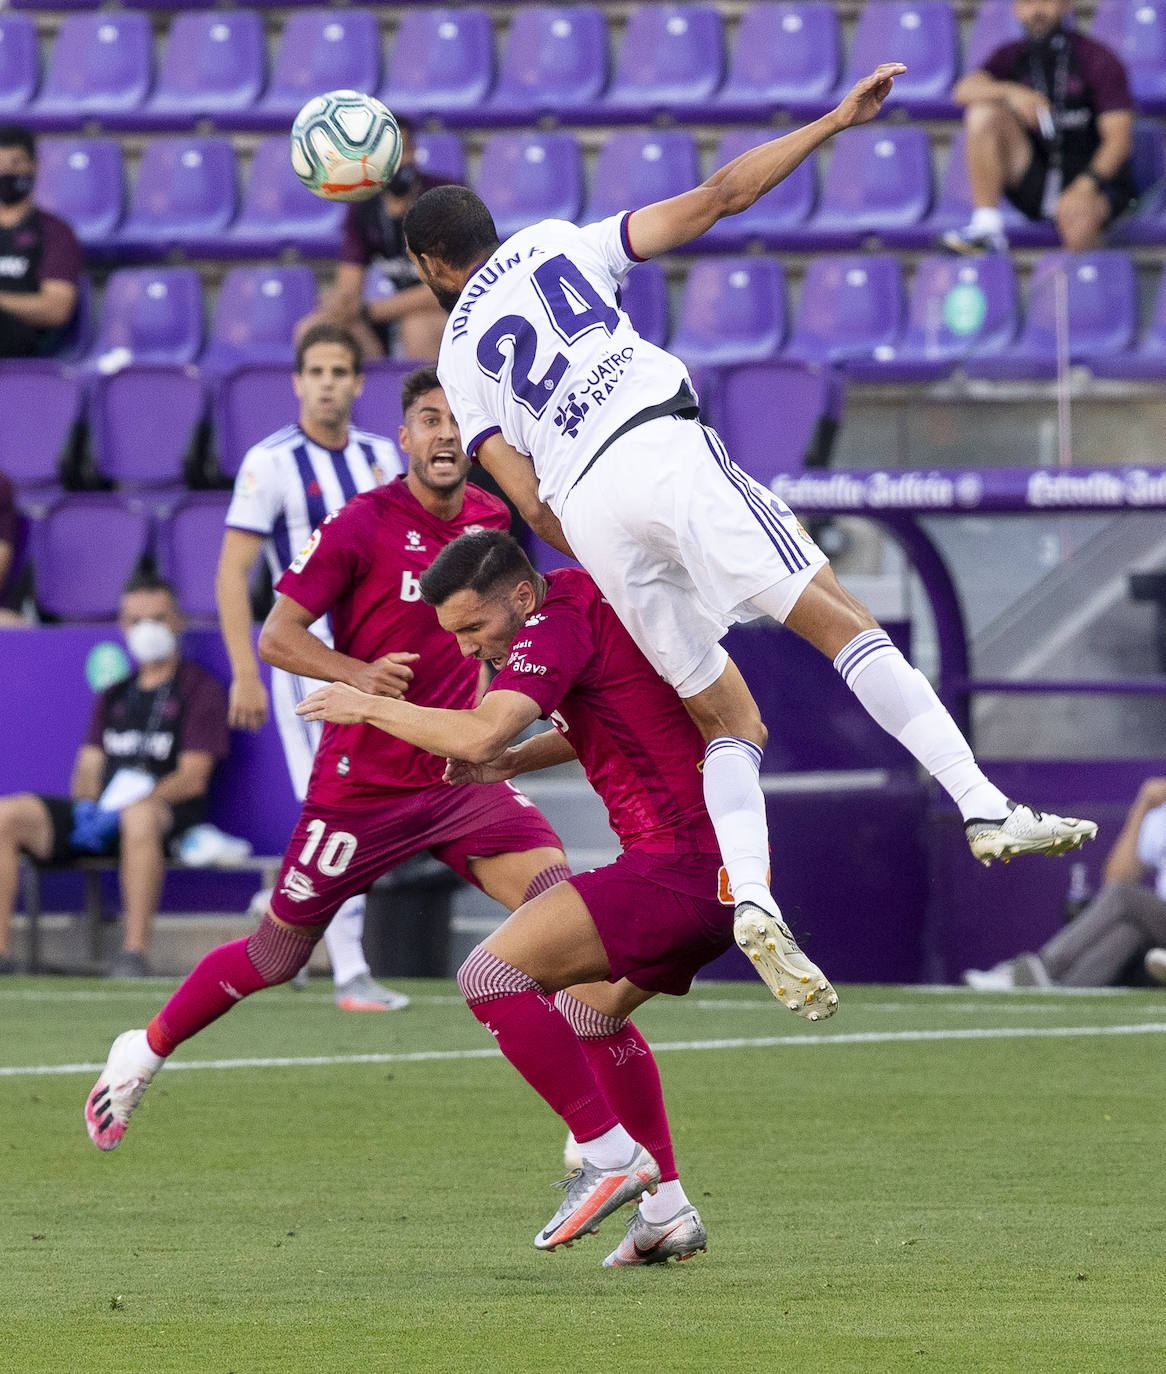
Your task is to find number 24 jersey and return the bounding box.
[436,213,690,517]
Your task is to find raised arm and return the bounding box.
[625,63,906,260]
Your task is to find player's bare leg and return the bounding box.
[779,566,1098,864]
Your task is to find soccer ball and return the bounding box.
[289,90,402,203]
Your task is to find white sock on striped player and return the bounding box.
[702,736,780,916]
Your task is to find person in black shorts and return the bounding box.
[0,574,229,976]
[944,0,1136,254]
[0,124,82,358]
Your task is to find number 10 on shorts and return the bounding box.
[299,818,358,876]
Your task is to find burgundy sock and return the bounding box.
[147,938,268,1057]
[468,990,618,1142]
[580,1025,678,1182]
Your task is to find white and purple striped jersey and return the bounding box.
[225,423,404,611]
[436,214,690,516]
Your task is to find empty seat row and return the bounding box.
[4,2,1166,133]
[33,120,1166,269]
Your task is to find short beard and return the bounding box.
[432,285,463,314]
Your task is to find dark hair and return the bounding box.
[400,366,441,417]
[122,570,178,604]
[295,323,363,375]
[395,113,416,138]
[420,530,535,607]
[403,185,500,270]
[0,125,35,161]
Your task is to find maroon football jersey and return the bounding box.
[276,477,509,801]
[489,568,718,856]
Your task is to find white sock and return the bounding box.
[702,737,779,916]
[323,895,370,987]
[130,1028,166,1075]
[834,631,1009,822]
[969,205,1004,235]
[578,1123,638,1170]
[638,1178,691,1223]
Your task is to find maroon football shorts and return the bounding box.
[568,848,734,996]
[269,781,561,929]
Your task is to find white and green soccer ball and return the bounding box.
[289,90,403,203]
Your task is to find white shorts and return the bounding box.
[270,665,324,802]
[559,415,827,696]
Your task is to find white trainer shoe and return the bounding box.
[85,1028,162,1151]
[602,1204,708,1267]
[966,801,1097,867]
[563,1131,583,1171]
[941,224,1009,256]
[1145,948,1166,985]
[732,901,838,1020]
[335,972,410,1012]
[534,1145,660,1251]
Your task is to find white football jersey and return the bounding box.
[437,214,691,515]
[225,423,403,607]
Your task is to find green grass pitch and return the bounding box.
[3,976,1166,1373]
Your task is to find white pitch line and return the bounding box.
[6,1021,1166,1079]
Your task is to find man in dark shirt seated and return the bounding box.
[297,115,451,363]
[0,573,229,977]
[944,0,1136,254]
[0,124,82,358]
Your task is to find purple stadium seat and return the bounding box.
[838,2,960,118]
[379,8,495,126]
[227,137,345,259]
[0,14,38,116]
[9,0,100,8]
[715,3,842,120]
[964,1,1025,72]
[619,259,670,348]
[352,360,419,436]
[484,6,608,125]
[415,133,467,184]
[583,131,700,223]
[202,266,318,375]
[670,258,787,368]
[603,4,725,123]
[138,10,265,131]
[1091,0,1166,114]
[1090,260,1166,378]
[117,138,238,259]
[246,10,382,131]
[34,139,125,253]
[964,251,1138,380]
[798,126,932,249]
[89,366,206,490]
[26,13,151,131]
[157,493,233,620]
[698,130,817,251]
[0,362,83,494]
[926,130,1057,250]
[480,133,583,241]
[213,366,296,477]
[711,360,836,484]
[88,268,204,369]
[786,255,905,364]
[34,495,151,620]
[845,255,1019,383]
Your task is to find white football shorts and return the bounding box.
[559,414,827,697]
[270,665,324,802]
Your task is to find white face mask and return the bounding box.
[126,619,178,665]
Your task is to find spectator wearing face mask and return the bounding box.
[0,573,229,977]
[295,115,454,364]
[0,123,82,359]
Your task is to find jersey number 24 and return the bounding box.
[476,255,619,419]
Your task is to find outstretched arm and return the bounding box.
[444,726,578,786]
[296,681,541,764]
[625,63,906,260]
